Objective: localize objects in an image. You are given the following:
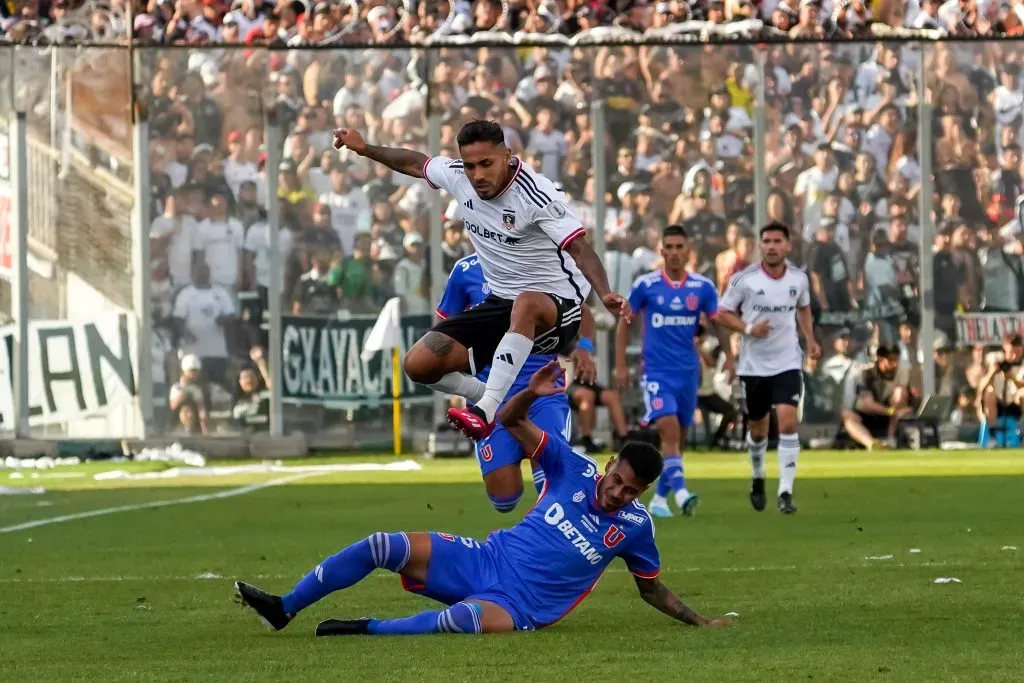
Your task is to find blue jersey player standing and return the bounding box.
[614,225,734,518]
[437,254,598,512]
[234,362,733,636]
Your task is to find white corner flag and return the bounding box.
[362,296,403,362]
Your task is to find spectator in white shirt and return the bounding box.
[527,107,569,181]
[173,261,237,390]
[795,143,840,235]
[320,163,371,255]
[149,188,199,289]
[223,129,260,201]
[195,192,245,295]
[393,232,430,314]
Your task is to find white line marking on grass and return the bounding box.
[0,473,319,535]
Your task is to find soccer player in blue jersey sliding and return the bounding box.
[614,225,734,518]
[437,253,597,512]
[235,362,732,636]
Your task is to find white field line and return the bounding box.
[0,473,320,535]
[0,560,994,584]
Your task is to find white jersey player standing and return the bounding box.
[716,223,821,514]
[333,121,630,440]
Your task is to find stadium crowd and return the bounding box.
[15,0,1017,443]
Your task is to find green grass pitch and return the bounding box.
[1,449,1023,682]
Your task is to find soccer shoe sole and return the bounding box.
[681,494,700,517]
[234,581,291,632]
[316,618,372,637]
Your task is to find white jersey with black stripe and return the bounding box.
[719,261,811,376]
[423,156,591,303]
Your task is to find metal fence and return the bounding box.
[1,38,1020,447]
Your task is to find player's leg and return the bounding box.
[476,423,527,511]
[316,599,516,637]
[597,387,631,448]
[404,331,486,402]
[571,384,601,450]
[772,370,804,515]
[842,409,881,449]
[642,376,679,517]
[235,531,431,631]
[668,367,702,517]
[742,375,772,512]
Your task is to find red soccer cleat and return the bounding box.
[446,405,495,440]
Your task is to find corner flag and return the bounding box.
[362,297,404,455]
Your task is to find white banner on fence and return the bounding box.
[955,312,1024,346]
[0,313,138,429]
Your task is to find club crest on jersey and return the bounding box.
[652,397,664,410]
[670,296,683,311]
[479,444,493,462]
[789,287,797,298]
[573,491,585,503]
[686,294,699,311]
[502,210,516,230]
[482,283,490,294]
[603,525,626,548]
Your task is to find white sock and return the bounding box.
[778,433,799,495]
[427,372,486,404]
[474,332,533,422]
[649,493,668,509]
[673,487,692,509]
[747,434,767,479]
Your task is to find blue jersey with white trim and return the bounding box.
[487,432,660,627]
[437,255,561,396]
[628,271,718,373]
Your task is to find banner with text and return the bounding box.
[0,313,137,429]
[955,312,1024,346]
[280,313,432,405]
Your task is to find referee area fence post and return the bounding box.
[131,83,154,437]
[265,104,285,438]
[427,109,444,433]
[753,48,768,244]
[11,102,29,438]
[392,346,402,455]
[590,100,611,391]
[916,47,936,396]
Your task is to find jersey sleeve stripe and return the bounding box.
[519,167,553,203]
[528,431,549,460]
[434,308,448,320]
[628,568,661,579]
[422,157,439,190]
[559,227,586,250]
[513,176,548,208]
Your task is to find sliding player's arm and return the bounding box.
[634,576,729,627]
[498,360,567,457]
[333,128,428,179]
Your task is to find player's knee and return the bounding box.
[488,491,523,513]
[402,349,437,383]
[364,532,411,572]
[511,291,554,325]
[436,601,484,634]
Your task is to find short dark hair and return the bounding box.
[875,345,900,360]
[760,222,790,240]
[456,120,505,148]
[617,442,664,486]
[663,224,688,240]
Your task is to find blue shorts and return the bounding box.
[475,394,571,477]
[400,532,534,631]
[641,369,700,428]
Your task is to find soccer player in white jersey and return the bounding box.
[333,121,629,441]
[716,223,821,514]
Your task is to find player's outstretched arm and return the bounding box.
[633,576,732,628]
[565,238,631,322]
[498,361,566,456]
[333,128,428,179]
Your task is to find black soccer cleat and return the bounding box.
[235,581,292,631]
[749,478,767,512]
[777,491,797,514]
[316,618,372,637]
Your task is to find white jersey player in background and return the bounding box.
[333,121,629,440]
[716,223,821,514]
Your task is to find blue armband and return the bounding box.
[577,337,594,353]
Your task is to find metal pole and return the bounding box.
[49,48,58,147]
[917,49,936,396]
[754,48,768,235]
[427,112,444,431]
[131,103,153,436]
[266,106,284,437]
[590,100,610,387]
[11,112,29,437]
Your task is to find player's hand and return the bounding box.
[602,292,632,324]
[748,320,772,338]
[571,348,597,385]
[333,128,367,155]
[722,355,736,382]
[806,339,821,360]
[613,365,629,392]
[528,360,567,397]
[702,617,734,629]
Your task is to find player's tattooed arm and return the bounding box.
[360,144,430,178]
[634,576,713,627]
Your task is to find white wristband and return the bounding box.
[744,323,753,336]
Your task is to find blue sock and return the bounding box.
[369,601,484,635]
[656,454,682,497]
[281,532,410,615]
[531,463,546,494]
[488,491,523,513]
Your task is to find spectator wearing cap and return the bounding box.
[807,216,856,315]
[821,327,856,387]
[223,130,261,201]
[196,191,245,295]
[393,232,429,315]
[319,162,371,257]
[440,221,471,274]
[681,186,729,262]
[169,353,211,436]
[608,146,652,208]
